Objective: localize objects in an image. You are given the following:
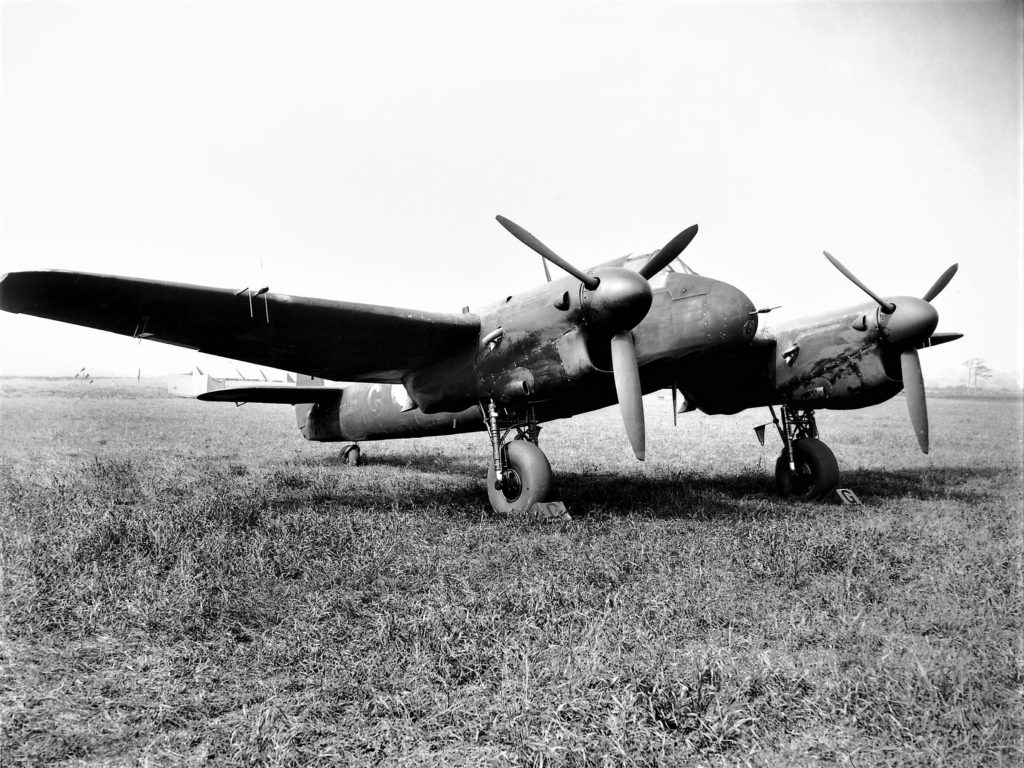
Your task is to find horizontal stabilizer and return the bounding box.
[197,386,343,405]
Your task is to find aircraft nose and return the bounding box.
[882,296,939,347]
[715,281,759,344]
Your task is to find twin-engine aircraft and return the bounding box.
[0,216,960,513]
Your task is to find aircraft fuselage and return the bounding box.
[298,265,761,442]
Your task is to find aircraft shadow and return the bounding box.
[307,451,484,479]
[294,451,1007,518]
[555,470,771,519]
[554,464,1006,519]
[828,465,1008,503]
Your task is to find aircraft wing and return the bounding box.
[0,271,480,383]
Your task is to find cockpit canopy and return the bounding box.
[592,249,699,290]
[622,251,697,275]
[616,250,698,288]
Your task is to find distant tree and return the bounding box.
[974,361,993,388]
[963,358,993,392]
[963,358,978,388]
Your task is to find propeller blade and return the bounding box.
[823,251,896,314]
[922,264,958,302]
[639,224,699,280]
[610,331,645,460]
[917,332,963,349]
[671,385,678,427]
[496,215,600,290]
[901,348,929,454]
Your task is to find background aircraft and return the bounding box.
[0,216,959,514]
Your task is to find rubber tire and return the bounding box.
[341,444,361,466]
[486,440,552,516]
[775,437,839,500]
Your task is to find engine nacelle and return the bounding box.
[786,345,902,410]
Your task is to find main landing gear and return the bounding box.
[483,400,553,515]
[769,405,839,500]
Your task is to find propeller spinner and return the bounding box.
[824,252,959,453]
[497,216,699,460]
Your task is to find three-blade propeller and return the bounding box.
[824,252,959,454]
[497,215,699,460]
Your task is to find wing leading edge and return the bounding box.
[0,271,480,383]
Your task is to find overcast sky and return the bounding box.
[1,1,1021,385]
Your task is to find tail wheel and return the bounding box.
[486,440,552,515]
[341,444,361,466]
[775,437,839,500]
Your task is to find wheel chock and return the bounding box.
[528,501,570,522]
[831,488,862,505]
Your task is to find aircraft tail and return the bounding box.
[195,373,343,438]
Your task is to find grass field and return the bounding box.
[1,378,1021,766]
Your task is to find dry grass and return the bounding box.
[1,377,1021,766]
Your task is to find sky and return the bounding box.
[1,1,1021,386]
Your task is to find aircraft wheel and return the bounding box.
[487,440,552,515]
[341,444,361,466]
[775,438,839,500]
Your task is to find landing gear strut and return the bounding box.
[483,400,553,515]
[769,405,839,500]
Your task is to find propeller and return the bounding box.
[922,263,958,302]
[917,332,963,349]
[901,348,929,453]
[498,215,699,460]
[639,225,699,280]
[611,331,645,459]
[823,251,895,313]
[496,216,599,290]
[824,252,960,454]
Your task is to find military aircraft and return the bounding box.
[0,216,960,513]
